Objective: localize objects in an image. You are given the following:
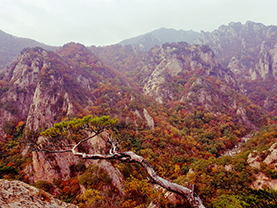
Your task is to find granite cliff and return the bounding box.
[0,44,126,192]
[1,22,277,206]
[194,21,277,111]
[0,43,119,136]
[195,21,277,79]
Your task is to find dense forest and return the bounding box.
[1,21,277,207]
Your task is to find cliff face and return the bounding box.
[89,41,265,129]
[195,21,277,80]
[89,22,277,116]
[0,44,125,190]
[25,135,125,194]
[0,179,78,208]
[0,48,51,137]
[193,21,277,112]
[247,143,277,190]
[0,44,118,135]
[139,42,235,103]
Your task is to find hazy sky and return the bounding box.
[0,0,276,46]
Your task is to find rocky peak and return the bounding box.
[194,21,277,80]
[0,48,54,136]
[193,21,277,111]
[227,21,243,31]
[2,47,49,85]
[140,42,234,103]
[0,43,119,134]
[0,44,129,195]
[0,45,127,194]
[57,42,93,60]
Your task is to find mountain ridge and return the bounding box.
[0,30,58,71]
[1,21,277,207]
[118,27,199,51]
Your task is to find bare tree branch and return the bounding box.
[35,115,206,208]
[66,133,206,208]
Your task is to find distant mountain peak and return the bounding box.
[0,29,57,70]
[118,27,199,51]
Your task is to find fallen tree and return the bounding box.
[30,115,206,208]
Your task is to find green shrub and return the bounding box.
[0,165,18,179]
[78,165,112,189]
[34,180,53,192]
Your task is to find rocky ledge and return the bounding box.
[0,179,77,208]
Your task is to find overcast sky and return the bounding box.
[0,0,277,46]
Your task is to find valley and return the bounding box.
[1,21,277,207]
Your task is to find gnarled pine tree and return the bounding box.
[33,115,206,208]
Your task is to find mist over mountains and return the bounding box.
[118,27,199,51]
[1,20,276,154]
[2,21,277,207]
[0,30,57,70]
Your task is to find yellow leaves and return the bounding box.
[157,166,167,178]
[81,189,104,205]
[16,121,25,128]
[62,130,68,136]
[121,199,137,208]
[174,164,181,173]
[122,174,171,208]
[187,135,198,146]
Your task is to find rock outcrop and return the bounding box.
[0,44,117,135]
[194,21,277,80]
[193,21,277,113]
[140,42,235,103]
[25,135,125,195]
[0,179,78,208]
[143,108,155,129]
[0,44,126,192]
[247,143,277,190]
[89,23,277,117]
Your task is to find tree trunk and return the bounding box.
[72,148,206,208]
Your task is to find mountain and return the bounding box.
[89,42,265,129]
[0,30,58,70]
[1,22,277,207]
[0,43,127,198]
[0,41,264,141]
[118,27,199,51]
[0,43,126,136]
[194,21,277,80]
[0,41,260,207]
[88,44,146,76]
[194,21,277,113]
